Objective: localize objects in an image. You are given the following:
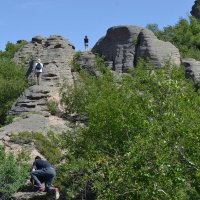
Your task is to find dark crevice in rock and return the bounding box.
[43,74,58,77]
[26,96,47,100]
[19,104,36,108]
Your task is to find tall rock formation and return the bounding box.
[191,0,200,20]
[11,35,75,116]
[0,35,75,141]
[92,26,181,73]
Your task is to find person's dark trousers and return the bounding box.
[44,167,56,193]
[31,167,56,192]
[36,72,42,85]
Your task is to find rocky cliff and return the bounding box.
[0,35,75,156]
[92,26,181,72]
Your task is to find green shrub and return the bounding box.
[0,41,28,126]
[60,61,200,199]
[149,16,200,60]
[0,41,27,60]
[0,60,28,126]
[71,52,82,72]
[47,100,59,115]
[0,146,29,199]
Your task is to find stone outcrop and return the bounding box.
[92,26,181,72]
[10,35,75,116]
[0,35,75,141]
[11,192,58,200]
[136,28,181,67]
[75,52,101,76]
[182,58,200,82]
[191,0,200,20]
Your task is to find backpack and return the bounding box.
[36,63,42,70]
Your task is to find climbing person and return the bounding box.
[84,35,89,51]
[30,156,60,200]
[34,58,43,85]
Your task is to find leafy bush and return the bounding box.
[0,146,29,199]
[147,16,200,60]
[0,41,27,60]
[47,100,59,115]
[0,41,28,126]
[0,60,28,126]
[60,60,200,199]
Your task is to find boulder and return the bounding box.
[182,58,200,82]
[92,26,142,72]
[92,26,181,72]
[136,28,181,67]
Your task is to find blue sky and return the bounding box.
[0,0,195,51]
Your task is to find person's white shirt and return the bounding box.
[35,61,43,73]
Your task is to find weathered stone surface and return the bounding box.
[92,26,142,72]
[11,35,75,116]
[75,52,101,76]
[136,28,181,67]
[92,26,181,72]
[0,35,75,143]
[0,114,71,140]
[9,85,50,115]
[182,58,200,82]
[191,0,200,20]
[11,192,57,200]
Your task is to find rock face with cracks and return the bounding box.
[92,26,181,72]
[0,35,75,147]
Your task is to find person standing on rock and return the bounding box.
[30,156,60,199]
[84,35,89,51]
[34,58,43,85]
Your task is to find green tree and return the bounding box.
[0,41,28,126]
[0,41,27,60]
[146,23,160,34]
[0,60,28,126]
[59,59,200,199]
[156,16,200,60]
[0,146,29,200]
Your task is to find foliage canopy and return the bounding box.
[147,16,200,60]
[0,42,28,126]
[59,58,200,199]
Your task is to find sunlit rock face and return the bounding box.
[92,26,181,73]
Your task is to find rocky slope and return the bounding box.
[0,35,75,158]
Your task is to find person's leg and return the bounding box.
[45,175,55,193]
[38,72,42,85]
[31,169,46,190]
[44,168,56,193]
[44,168,60,199]
[36,72,39,85]
[36,72,41,85]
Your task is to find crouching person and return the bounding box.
[31,156,60,199]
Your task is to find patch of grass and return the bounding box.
[10,131,62,165]
[47,100,59,115]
